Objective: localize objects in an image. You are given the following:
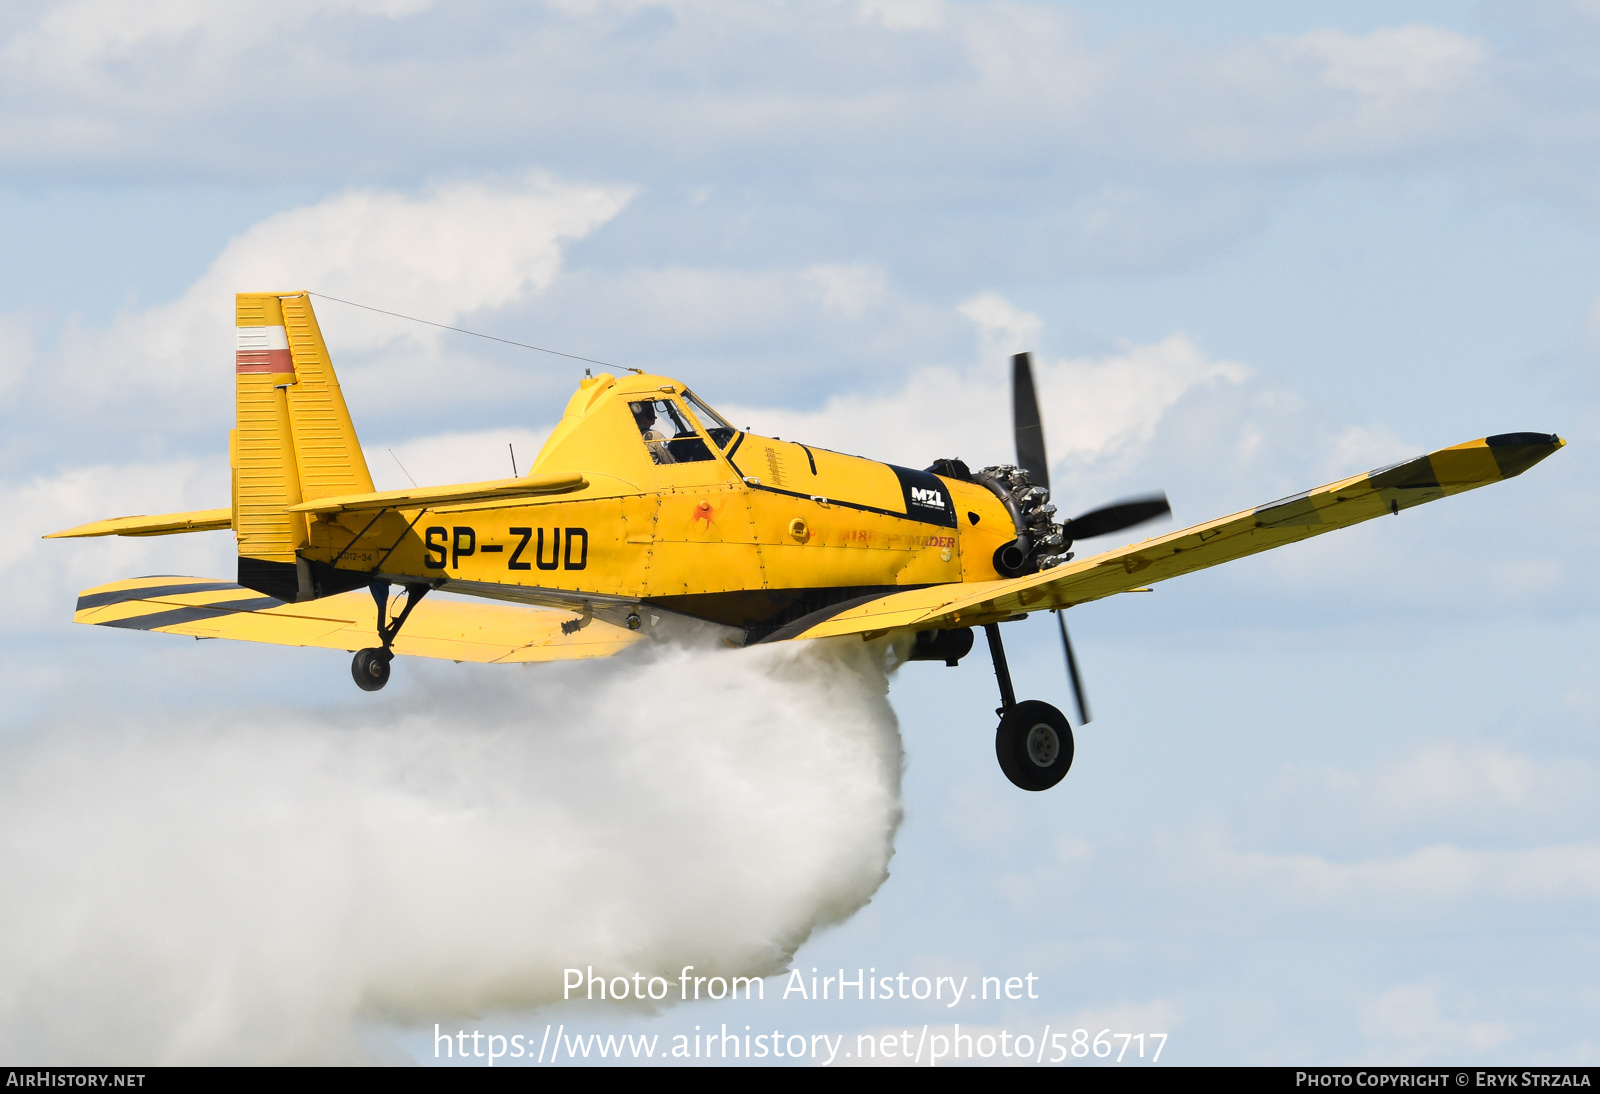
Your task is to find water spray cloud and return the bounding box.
[0,638,903,1063]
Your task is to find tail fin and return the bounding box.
[234,291,374,601]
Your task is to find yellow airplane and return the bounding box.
[48,291,1565,791]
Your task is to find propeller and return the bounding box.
[1063,494,1171,544]
[1056,609,1092,727]
[1010,351,1172,727]
[1012,352,1050,487]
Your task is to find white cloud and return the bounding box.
[1040,335,1251,466]
[958,292,1042,361]
[27,174,629,435]
[0,2,1541,189]
[196,174,633,354]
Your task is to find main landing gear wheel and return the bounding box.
[995,700,1075,791]
[351,647,393,692]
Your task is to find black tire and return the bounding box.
[995,700,1074,791]
[352,648,392,692]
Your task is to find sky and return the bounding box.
[0,0,1597,1067]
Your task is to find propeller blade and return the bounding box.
[1012,352,1049,490]
[1066,493,1171,541]
[1056,611,1091,726]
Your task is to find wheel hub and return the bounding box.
[1025,722,1059,767]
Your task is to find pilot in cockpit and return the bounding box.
[630,401,676,464]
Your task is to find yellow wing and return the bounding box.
[72,576,641,663]
[285,472,586,515]
[42,474,589,539]
[45,508,233,538]
[777,432,1566,641]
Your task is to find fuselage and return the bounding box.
[301,373,1018,639]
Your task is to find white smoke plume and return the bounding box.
[0,637,904,1063]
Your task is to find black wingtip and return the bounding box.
[1485,432,1565,478]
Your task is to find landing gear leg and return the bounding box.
[985,623,1074,791]
[352,579,429,692]
[983,623,1016,716]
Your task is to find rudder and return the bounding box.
[234,291,374,602]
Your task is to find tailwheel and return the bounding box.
[351,647,393,692]
[995,700,1074,791]
[352,581,428,692]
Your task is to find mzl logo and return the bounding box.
[909,486,947,510]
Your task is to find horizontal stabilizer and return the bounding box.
[777,431,1565,641]
[45,508,232,539]
[287,472,587,515]
[72,575,640,663]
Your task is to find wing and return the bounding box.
[45,508,232,538]
[285,472,586,515]
[72,576,641,663]
[43,474,589,539]
[777,432,1565,641]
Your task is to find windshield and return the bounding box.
[628,398,715,465]
[682,390,737,449]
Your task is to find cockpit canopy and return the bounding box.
[626,390,737,465]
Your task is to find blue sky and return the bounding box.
[0,0,1596,1065]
